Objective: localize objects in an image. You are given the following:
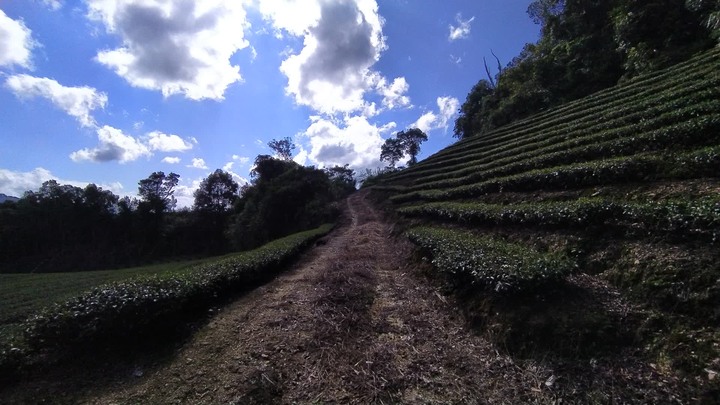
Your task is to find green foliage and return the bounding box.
[0,259,219,328]
[231,160,340,250]
[391,145,720,204]
[454,0,718,138]
[193,169,239,213]
[406,227,576,292]
[138,171,180,214]
[380,128,428,167]
[400,197,720,242]
[380,137,405,168]
[390,50,720,184]
[370,48,720,379]
[4,224,332,361]
[324,164,357,199]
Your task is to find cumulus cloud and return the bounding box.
[147,131,193,152]
[300,115,395,172]
[87,0,250,100]
[188,157,208,169]
[70,125,151,163]
[5,74,108,127]
[267,0,408,115]
[413,111,437,134]
[0,10,35,69]
[0,167,123,197]
[412,96,460,133]
[449,13,474,41]
[162,156,181,164]
[40,0,62,10]
[256,0,322,37]
[376,76,410,110]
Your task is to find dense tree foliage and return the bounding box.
[0,157,354,273]
[380,128,429,167]
[455,0,720,139]
[230,158,351,250]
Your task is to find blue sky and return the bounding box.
[0,0,538,207]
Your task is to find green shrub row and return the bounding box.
[390,84,720,185]
[0,224,333,375]
[391,145,720,204]
[448,49,720,151]
[386,51,720,180]
[399,198,720,242]
[405,111,720,192]
[406,227,576,292]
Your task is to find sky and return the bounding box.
[0,0,539,207]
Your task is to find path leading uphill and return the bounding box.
[1,190,686,403]
[76,190,556,404]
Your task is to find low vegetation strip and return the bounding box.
[387,86,720,186]
[391,145,720,204]
[406,227,576,293]
[0,259,222,327]
[405,112,720,192]
[399,198,720,241]
[0,224,333,378]
[384,52,720,181]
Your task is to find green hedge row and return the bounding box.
[0,224,333,376]
[406,227,576,292]
[385,51,720,181]
[391,84,720,185]
[405,111,720,192]
[399,198,720,242]
[391,145,720,204]
[444,49,720,152]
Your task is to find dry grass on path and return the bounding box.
[2,190,695,404]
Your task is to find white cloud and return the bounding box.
[5,74,108,127]
[449,13,474,41]
[70,125,151,163]
[266,0,408,115]
[412,111,437,134]
[0,10,35,69]
[162,156,181,164]
[376,76,410,110]
[147,131,193,152]
[231,154,250,165]
[412,96,460,133]
[40,0,62,10]
[300,114,395,172]
[173,177,203,209]
[256,0,322,37]
[437,96,460,126]
[87,0,250,100]
[0,167,123,197]
[188,157,208,169]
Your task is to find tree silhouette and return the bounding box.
[268,137,296,160]
[193,169,240,213]
[380,128,428,167]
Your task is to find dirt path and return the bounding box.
[68,190,548,404]
[1,190,689,403]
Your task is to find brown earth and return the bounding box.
[2,190,697,404]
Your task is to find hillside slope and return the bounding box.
[1,191,693,403]
[367,49,720,395]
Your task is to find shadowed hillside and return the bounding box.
[367,48,720,399]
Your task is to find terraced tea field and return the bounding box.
[367,49,720,385]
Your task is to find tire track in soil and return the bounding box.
[78,191,573,404]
